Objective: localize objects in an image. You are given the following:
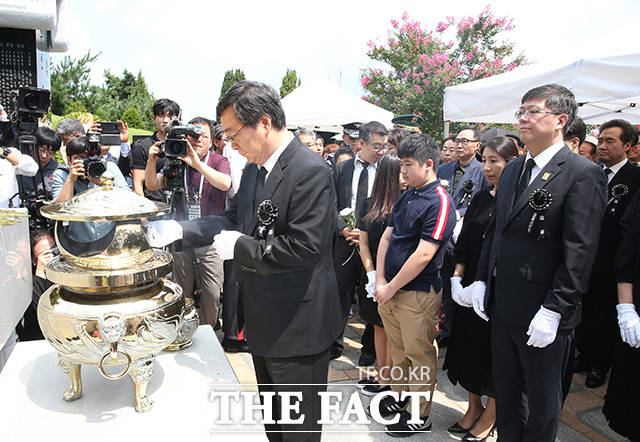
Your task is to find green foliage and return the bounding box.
[220,69,246,98]
[362,7,526,140]
[50,51,100,115]
[64,100,87,115]
[121,107,143,128]
[50,52,156,131]
[280,69,301,98]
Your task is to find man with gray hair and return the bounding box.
[294,127,322,155]
[56,117,85,165]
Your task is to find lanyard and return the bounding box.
[188,153,209,197]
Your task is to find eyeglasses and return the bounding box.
[37,146,56,154]
[453,138,478,145]
[369,143,388,152]
[227,124,246,142]
[514,109,559,119]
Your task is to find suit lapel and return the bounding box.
[343,159,355,208]
[505,147,569,226]
[453,158,479,200]
[247,138,299,234]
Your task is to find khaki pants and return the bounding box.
[172,244,223,327]
[378,288,441,417]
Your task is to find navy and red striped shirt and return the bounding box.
[385,179,456,293]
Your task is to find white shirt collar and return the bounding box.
[354,152,378,170]
[604,157,628,176]
[525,141,565,171]
[262,133,294,176]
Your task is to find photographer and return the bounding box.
[145,117,231,327]
[51,136,128,204]
[0,144,38,208]
[91,120,133,186]
[131,99,180,201]
[56,117,85,165]
[18,127,62,200]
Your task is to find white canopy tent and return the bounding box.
[443,53,640,130]
[281,76,394,133]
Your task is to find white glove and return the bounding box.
[471,281,489,321]
[365,270,376,300]
[143,219,183,247]
[451,276,464,306]
[212,230,244,260]
[458,281,476,308]
[526,306,561,348]
[617,304,640,348]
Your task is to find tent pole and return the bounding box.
[444,121,450,138]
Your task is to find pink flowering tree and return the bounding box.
[362,6,526,139]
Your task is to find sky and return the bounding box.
[52,0,639,121]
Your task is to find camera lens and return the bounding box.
[85,158,107,180]
[24,93,39,109]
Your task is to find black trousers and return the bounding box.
[332,236,364,353]
[491,316,573,442]
[252,348,331,442]
[222,260,244,341]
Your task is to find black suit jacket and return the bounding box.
[476,146,607,329]
[334,157,356,233]
[180,137,343,358]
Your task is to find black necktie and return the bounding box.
[255,166,267,206]
[356,161,370,221]
[604,168,613,181]
[515,158,536,202]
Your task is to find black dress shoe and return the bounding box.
[330,348,343,360]
[585,368,607,388]
[448,421,472,435]
[462,425,495,441]
[222,338,249,353]
[358,351,376,367]
[571,357,589,374]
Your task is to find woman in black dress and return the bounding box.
[356,153,406,394]
[603,190,640,441]
[444,137,518,441]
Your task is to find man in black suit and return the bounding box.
[145,81,342,441]
[332,121,388,364]
[470,84,607,441]
[575,119,640,388]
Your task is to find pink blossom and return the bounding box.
[416,111,422,116]
[391,19,399,28]
[402,11,409,21]
[436,21,448,33]
[414,85,423,93]
[404,70,410,78]
[361,76,371,87]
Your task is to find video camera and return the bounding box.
[160,119,202,158]
[83,132,107,181]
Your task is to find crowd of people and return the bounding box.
[1,80,640,441]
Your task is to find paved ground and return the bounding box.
[218,315,627,441]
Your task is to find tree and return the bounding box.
[50,51,100,115]
[220,69,246,98]
[280,69,301,98]
[361,6,526,140]
[121,107,143,128]
[64,100,87,115]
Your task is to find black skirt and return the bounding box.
[443,305,493,397]
[603,341,640,441]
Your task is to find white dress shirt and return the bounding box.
[261,133,294,179]
[602,158,627,183]
[522,141,565,185]
[223,141,247,201]
[350,153,378,210]
[0,148,38,208]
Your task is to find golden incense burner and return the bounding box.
[37,178,185,412]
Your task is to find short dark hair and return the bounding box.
[484,136,519,163]
[359,121,388,144]
[30,228,54,255]
[216,80,286,130]
[397,133,440,169]
[581,140,596,156]
[441,135,455,147]
[211,122,225,141]
[599,119,635,145]
[152,98,181,117]
[521,84,577,128]
[388,128,408,149]
[188,116,214,139]
[563,115,586,145]
[65,136,89,157]
[35,126,62,151]
[457,126,479,141]
[334,144,354,160]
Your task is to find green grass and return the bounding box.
[50,114,152,137]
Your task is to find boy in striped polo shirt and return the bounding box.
[371,133,456,436]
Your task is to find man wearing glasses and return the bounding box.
[18,126,62,200]
[436,126,488,346]
[333,121,389,365]
[471,84,606,441]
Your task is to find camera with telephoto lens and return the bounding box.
[82,132,107,181]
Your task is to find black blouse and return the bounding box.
[454,188,495,287]
[614,190,640,311]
